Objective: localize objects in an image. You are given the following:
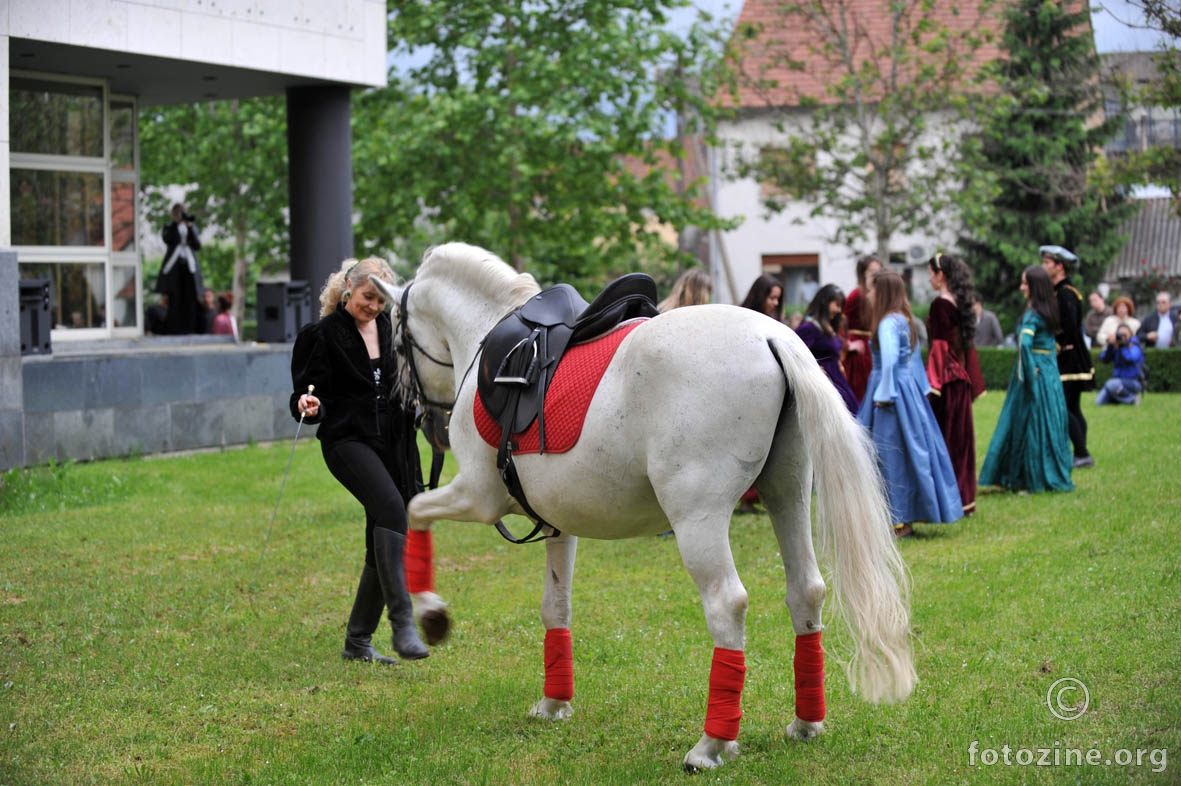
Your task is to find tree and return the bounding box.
[1094,1,1180,204]
[352,0,736,292]
[727,0,1000,264]
[139,98,290,328]
[959,0,1139,325]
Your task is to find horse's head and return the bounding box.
[376,243,542,418]
[372,275,455,413]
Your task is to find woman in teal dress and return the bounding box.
[857,272,963,537]
[979,266,1074,493]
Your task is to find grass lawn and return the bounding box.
[1,393,1178,785]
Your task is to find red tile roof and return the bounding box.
[728,0,1091,108]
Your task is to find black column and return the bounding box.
[286,86,355,291]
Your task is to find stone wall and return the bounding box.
[0,250,24,469]
[1,247,310,470]
[17,341,306,467]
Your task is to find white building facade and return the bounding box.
[2,0,387,342]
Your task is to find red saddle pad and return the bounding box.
[473,319,646,454]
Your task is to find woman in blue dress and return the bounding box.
[979,266,1074,493]
[857,271,963,537]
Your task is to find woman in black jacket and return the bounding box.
[290,257,429,663]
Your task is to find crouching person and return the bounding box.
[1096,325,1145,406]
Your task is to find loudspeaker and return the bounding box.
[20,279,52,355]
[256,280,312,343]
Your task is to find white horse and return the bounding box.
[378,242,915,771]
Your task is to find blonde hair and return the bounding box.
[318,256,397,317]
[658,267,713,312]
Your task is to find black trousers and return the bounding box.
[1062,380,1089,458]
[322,438,409,568]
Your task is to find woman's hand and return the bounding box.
[299,393,320,417]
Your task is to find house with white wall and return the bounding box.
[707,0,1061,309]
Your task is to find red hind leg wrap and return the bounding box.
[704,647,746,741]
[794,631,826,722]
[402,529,435,594]
[543,628,574,702]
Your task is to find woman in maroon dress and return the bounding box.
[924,253,985,515]
[842,255,882,404]
[795,284,858,414]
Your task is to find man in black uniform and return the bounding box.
[1040,245,1095,468]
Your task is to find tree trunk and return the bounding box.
[233,215,248,332]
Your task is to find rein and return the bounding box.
[398,282,556,545]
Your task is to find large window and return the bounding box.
[10,75,141,337]
[10,169,105,247]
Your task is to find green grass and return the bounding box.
[1,395,1179,785]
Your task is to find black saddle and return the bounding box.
[475,273,658,540]
[477,273,658,445]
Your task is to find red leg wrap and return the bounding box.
[543,628,574,702]
[794,631,826,722]
[704,648,746,741]
[402,529,435,594]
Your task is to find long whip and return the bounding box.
[252,384,314,589]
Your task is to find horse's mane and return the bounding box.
[420,242,540,308]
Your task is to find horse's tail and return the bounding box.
[768,337,916,704]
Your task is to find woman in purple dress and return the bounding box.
[795,284,859,414]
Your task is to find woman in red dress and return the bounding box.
[924,253,985,515]
[842,255,882,404]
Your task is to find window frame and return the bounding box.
[10,72,143,340]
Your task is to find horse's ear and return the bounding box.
[372,278,403,311]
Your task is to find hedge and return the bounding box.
[974,347,1181,392]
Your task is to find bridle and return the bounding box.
[398,283,458,412]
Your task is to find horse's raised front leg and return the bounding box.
[406,470,514,531]
[528,533,578,721]
[676,526,748,772]
[404,472,514,645]
[402,527,449,645]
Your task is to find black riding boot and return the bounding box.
[373,527,430,660]
[342,564,397,665]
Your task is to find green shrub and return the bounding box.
[971,347,1181,391]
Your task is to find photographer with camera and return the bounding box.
[152,202,205,335]
[1095,325,1145,406]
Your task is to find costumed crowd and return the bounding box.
[727,243,1163,538]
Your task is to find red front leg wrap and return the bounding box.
[543,628,574,702]
[794,631,826,722]
[402,529,435,594]
[704,648,746,741]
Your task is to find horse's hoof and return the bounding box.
[412,592,449,645]
[683,735,738,771]
[786,717,824,741]
[528,697,573,720]
[421,608,451,646]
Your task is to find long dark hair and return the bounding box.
[855,255,881,290]
[869,271,917,349]
[1023,265,1060,333]
[740,274,784,321]
[804,284,846,336]
[928,253,976,349]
